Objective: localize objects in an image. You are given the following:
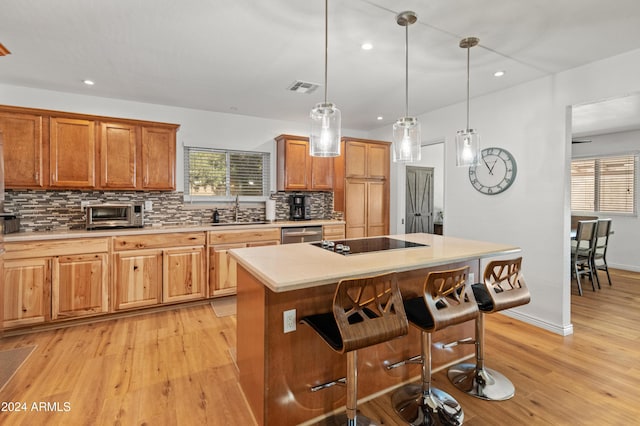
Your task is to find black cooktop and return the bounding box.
[312,237,427,255]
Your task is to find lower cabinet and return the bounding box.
[208,228,280,297]
[322,223,346,241]
[3,258,51,328]
[113,250,162,311]
[112,232,206,311]
[52,253,109,320]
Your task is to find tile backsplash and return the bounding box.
[4,190,342,232]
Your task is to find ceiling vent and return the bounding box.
[287,80,320,94]
[0,43,11,56]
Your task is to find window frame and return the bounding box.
[570,152,638,216]
[183,146,271,203]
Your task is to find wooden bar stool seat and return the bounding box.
[387,266,479,425]
[300,272,409,426]
[447,257,530,401]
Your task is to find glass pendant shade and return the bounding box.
[455,128,480,166]
[393,116,421,162]
[310,102,341,157]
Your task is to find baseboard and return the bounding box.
[609,263,640,273]
[500,310,574,336]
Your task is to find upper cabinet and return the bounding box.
[0,105,179,191]
[276,134,333,191]
[0,111,45,188]
[141,126,176,190]
[344,139,389,180]
[50,117,96,188]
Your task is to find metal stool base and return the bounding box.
[447,363,515,401]
[316,412,378,426]
[391,384,464,425]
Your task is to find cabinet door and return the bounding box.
[283,139,309,190]
[113,250,162,311]
[0,112,44,188]
[345,180,367,238]
[367,143,389,180]
[310,156,333,190]
[3,258,51,329]
[211,243,246,296]
[52,253,108,320]
[345,141,367,178]
[163,247,205,303]
[141,126,176,190]
[50,117,96,188]
[100,122,138,189]
[367,181,389,237]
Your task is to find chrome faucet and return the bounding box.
[234,194,240,222]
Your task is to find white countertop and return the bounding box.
[229,233,520,293]
[3,219,344,242]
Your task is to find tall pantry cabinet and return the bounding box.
[335,138,390,238]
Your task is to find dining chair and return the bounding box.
[592,218,613,288]
[571,219,597,295]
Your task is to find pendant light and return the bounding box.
[310,0,341,157]
[456,37,481,167]
[393,11,421,163]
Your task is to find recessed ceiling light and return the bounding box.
[377,116,383,120]
[83,79,95,85]
[493,70,505,77]
[361,42,373,51]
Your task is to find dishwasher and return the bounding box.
[281,225,323,244]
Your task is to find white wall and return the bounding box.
[0,83,368,192]
[369,48,640,336]
[572,129,640,271]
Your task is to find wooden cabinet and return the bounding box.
[276,134,333,191]
[163,247,205,303]
[339,139,390,238]
[322,223,346,241]
[2,258,51,328]
[100,122,138,189]
[52,253,109,320]
[50,117,96,188]
[141,126,176,190]
[112,232,206,309]
[208,228,280,297]
[345,139,389,180]
[3,237,110,329]
[113,249,162,311]
[0,105,179,191]
[345,180,389,238]
[0,111,45,188]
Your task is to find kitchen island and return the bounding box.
[230,233,520,426]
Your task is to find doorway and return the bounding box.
[405,166,434,234]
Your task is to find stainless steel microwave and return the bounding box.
[85,203,144,229]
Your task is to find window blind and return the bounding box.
[184,147,270,200]
[571,154,636,214]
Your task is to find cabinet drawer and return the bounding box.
[5,238,109,260]
[208,228,280,244]
[323,224,345,240]
[114,232,205,251]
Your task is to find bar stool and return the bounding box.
[388,266,479,425]
[300,272,409,426]
[447,257,530,401]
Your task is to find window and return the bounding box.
[571,154,637,214]
[184,147,270,201]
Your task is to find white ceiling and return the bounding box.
[2,0,640,133]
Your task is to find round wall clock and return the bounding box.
[468,147,517,195]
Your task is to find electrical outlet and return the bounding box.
[144,200,153,211]
[469,272,475,284]
[283,309,296,333]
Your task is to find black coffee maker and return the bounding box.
[289,194,311,220]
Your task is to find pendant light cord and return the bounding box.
[405,23,409,117]
[324,0,328,105]
[466,45,470,131]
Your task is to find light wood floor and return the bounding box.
[1,269,638,425]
